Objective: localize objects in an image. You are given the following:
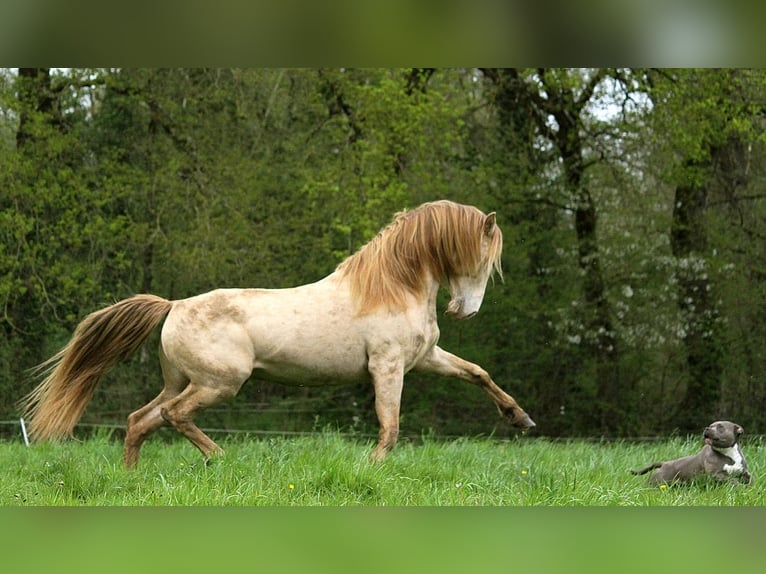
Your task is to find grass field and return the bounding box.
[2,429,764,506]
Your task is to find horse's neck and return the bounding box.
[422,272,441,313]
[330,264,442,317]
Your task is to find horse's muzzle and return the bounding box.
[445,298,477,319]
[445,308,477,320]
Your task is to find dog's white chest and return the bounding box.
[718,446,744,474]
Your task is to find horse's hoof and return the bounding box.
[516,413,536,430]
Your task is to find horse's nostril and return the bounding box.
[446,298,463,317]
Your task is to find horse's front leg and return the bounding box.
[415,345,535,429]
[368,351,405,462]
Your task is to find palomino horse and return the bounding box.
[21,200,535,467]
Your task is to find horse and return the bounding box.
[20,200,535,467]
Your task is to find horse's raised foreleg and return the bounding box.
[368,354,405,462]
[159,383,230,462]
[415,345,535,429]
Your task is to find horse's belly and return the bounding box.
[252,352,370,386]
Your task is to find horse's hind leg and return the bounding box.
[124,350,188,468]
[124,390,178,468]
[159,382,233,462]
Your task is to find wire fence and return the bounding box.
[5,418,759,443]
[0,418,380,440]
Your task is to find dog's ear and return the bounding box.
[736,425,744,435]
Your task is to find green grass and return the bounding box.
[2,431,764,505]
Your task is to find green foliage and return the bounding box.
[1,68,766,439]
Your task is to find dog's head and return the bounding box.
[704,421,743,448]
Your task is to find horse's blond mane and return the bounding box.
[336,200,503,314]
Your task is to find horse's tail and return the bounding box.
[19,294,173,441]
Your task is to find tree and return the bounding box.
[646,68,766,431]
[0,68,128,415]
[480,68,623,433]
[4,68,766,440]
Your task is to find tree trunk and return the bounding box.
[16,68,59,149]
[669,167,722,431]
[547,75,621,434]
[560,128,620,433]
[670,126,749,432]
[7,69,61,379]
[11,69,54,335]
[482,68,621,433]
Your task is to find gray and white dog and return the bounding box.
[631,421,752,485]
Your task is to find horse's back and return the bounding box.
[161,282,372,386]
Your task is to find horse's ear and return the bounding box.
[483,212,497,236]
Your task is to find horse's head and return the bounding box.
[337,200,503,317]
[445,211,502,320]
